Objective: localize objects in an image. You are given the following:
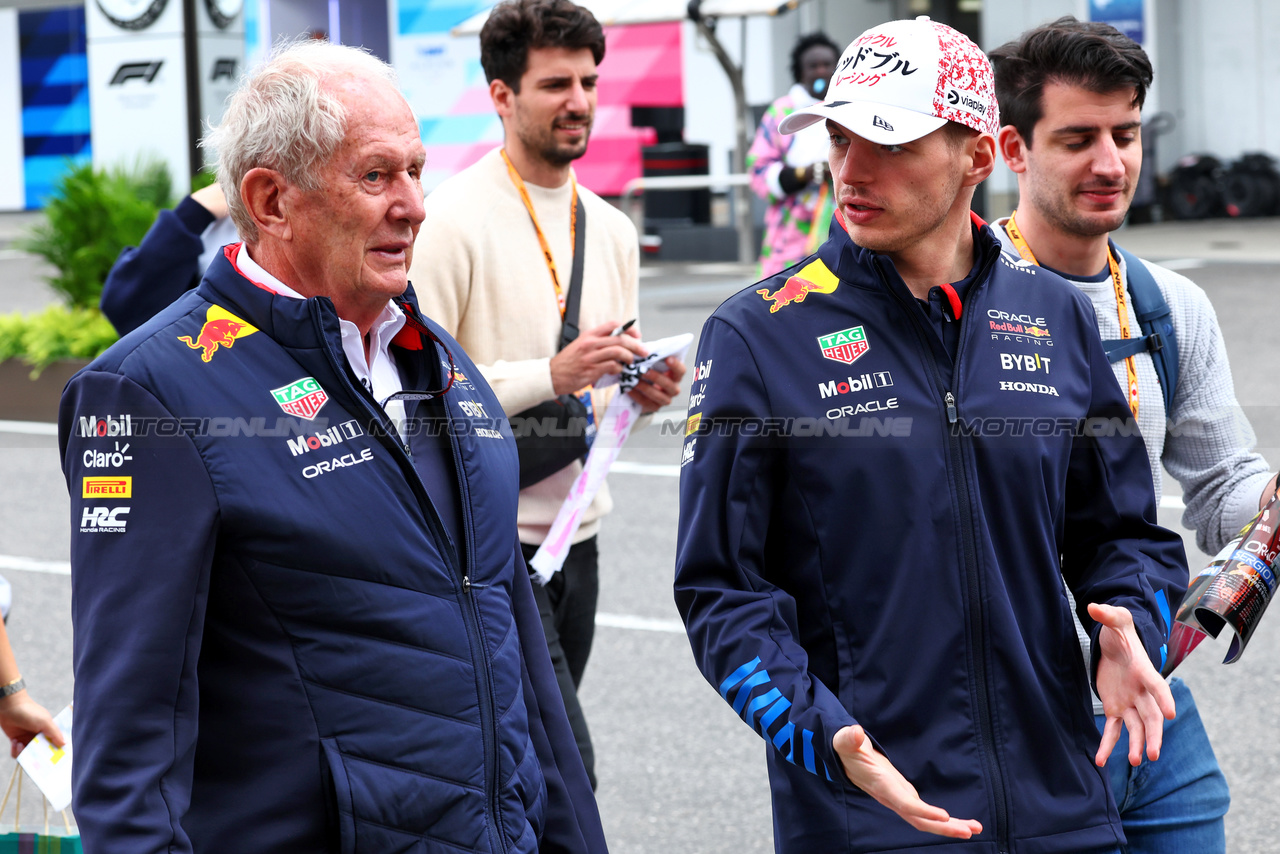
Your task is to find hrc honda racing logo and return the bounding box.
[81,506,129,533]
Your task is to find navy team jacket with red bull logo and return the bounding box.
[59,251,606,854]
[674,218,1188,854]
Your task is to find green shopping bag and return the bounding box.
[0,765,80,853]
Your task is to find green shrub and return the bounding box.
[191,168,218,193]
[0,305,118,376]
[16,157,173,311]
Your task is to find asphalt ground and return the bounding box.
[1,217,1279,850]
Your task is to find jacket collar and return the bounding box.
[196,244,427,353]
[821,208,1004,302]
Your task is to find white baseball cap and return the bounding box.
[778,16,999,145]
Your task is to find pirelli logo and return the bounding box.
[82,477,131,498]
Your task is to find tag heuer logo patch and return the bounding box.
[271,377,329,420]
[873,115,893,132]
[818,326,869,365]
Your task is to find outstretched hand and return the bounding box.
[1089,602,1176,768]
[832,725,982,839]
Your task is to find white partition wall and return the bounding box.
[0,9,24,211]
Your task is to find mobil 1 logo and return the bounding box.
[818,371,893,399]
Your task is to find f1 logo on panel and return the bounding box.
[109,61,163,86]
[210,58,237,82]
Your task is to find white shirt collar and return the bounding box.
[232,243,409,436]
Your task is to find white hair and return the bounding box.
[203,40,400,243]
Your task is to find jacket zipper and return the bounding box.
[877,254,1011,854]
[311,305,508,853]
[441,403,508,851]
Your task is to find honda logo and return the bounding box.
[109,60,163,85]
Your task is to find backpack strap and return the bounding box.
[1100,243,1179,413]
[557,194,588,352]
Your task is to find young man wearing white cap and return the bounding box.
[674,17,1188,853]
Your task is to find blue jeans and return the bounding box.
[1095,677,1229,854]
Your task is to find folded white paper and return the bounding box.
[17,702,73,811]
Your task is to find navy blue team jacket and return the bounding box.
[61,249,606,854]
[674,218,1188,854]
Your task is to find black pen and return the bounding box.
[610,319,637,336]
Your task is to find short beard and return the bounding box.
[1029,183,1130,238]
[518,119,591,168]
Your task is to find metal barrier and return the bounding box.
[620,173,752,259]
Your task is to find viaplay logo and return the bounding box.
[946,87,990,119]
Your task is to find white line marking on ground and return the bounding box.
[595,612,685,633]
[0,420,58,436]
[688,263,754,276]
[610,461,680,477]
[1160,495,1185,510]
[0,556,70,575]
[1157,258,1206,271]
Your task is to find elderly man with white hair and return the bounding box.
[58,41,606,854]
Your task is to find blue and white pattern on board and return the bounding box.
[19,6,90,209]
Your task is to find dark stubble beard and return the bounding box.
[519,113,593,167]
[1027,180,1131,238]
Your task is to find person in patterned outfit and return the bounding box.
[747,32,840,278]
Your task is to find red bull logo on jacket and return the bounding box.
[757,258,840,312]
[177,305,259,362]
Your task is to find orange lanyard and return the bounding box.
[1006,211,1140,420]
[500,149,578,319]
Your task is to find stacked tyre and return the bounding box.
[1164,152,1280,220]
[1221,153,1280,217]
[1164,155,1224,220]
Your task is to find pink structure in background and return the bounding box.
[575,22,684,195]
[423,22,684,197]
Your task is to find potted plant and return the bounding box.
[0,158,172,421]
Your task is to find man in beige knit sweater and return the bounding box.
[408,0,685,788]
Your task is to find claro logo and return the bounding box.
[109,60,163,85]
